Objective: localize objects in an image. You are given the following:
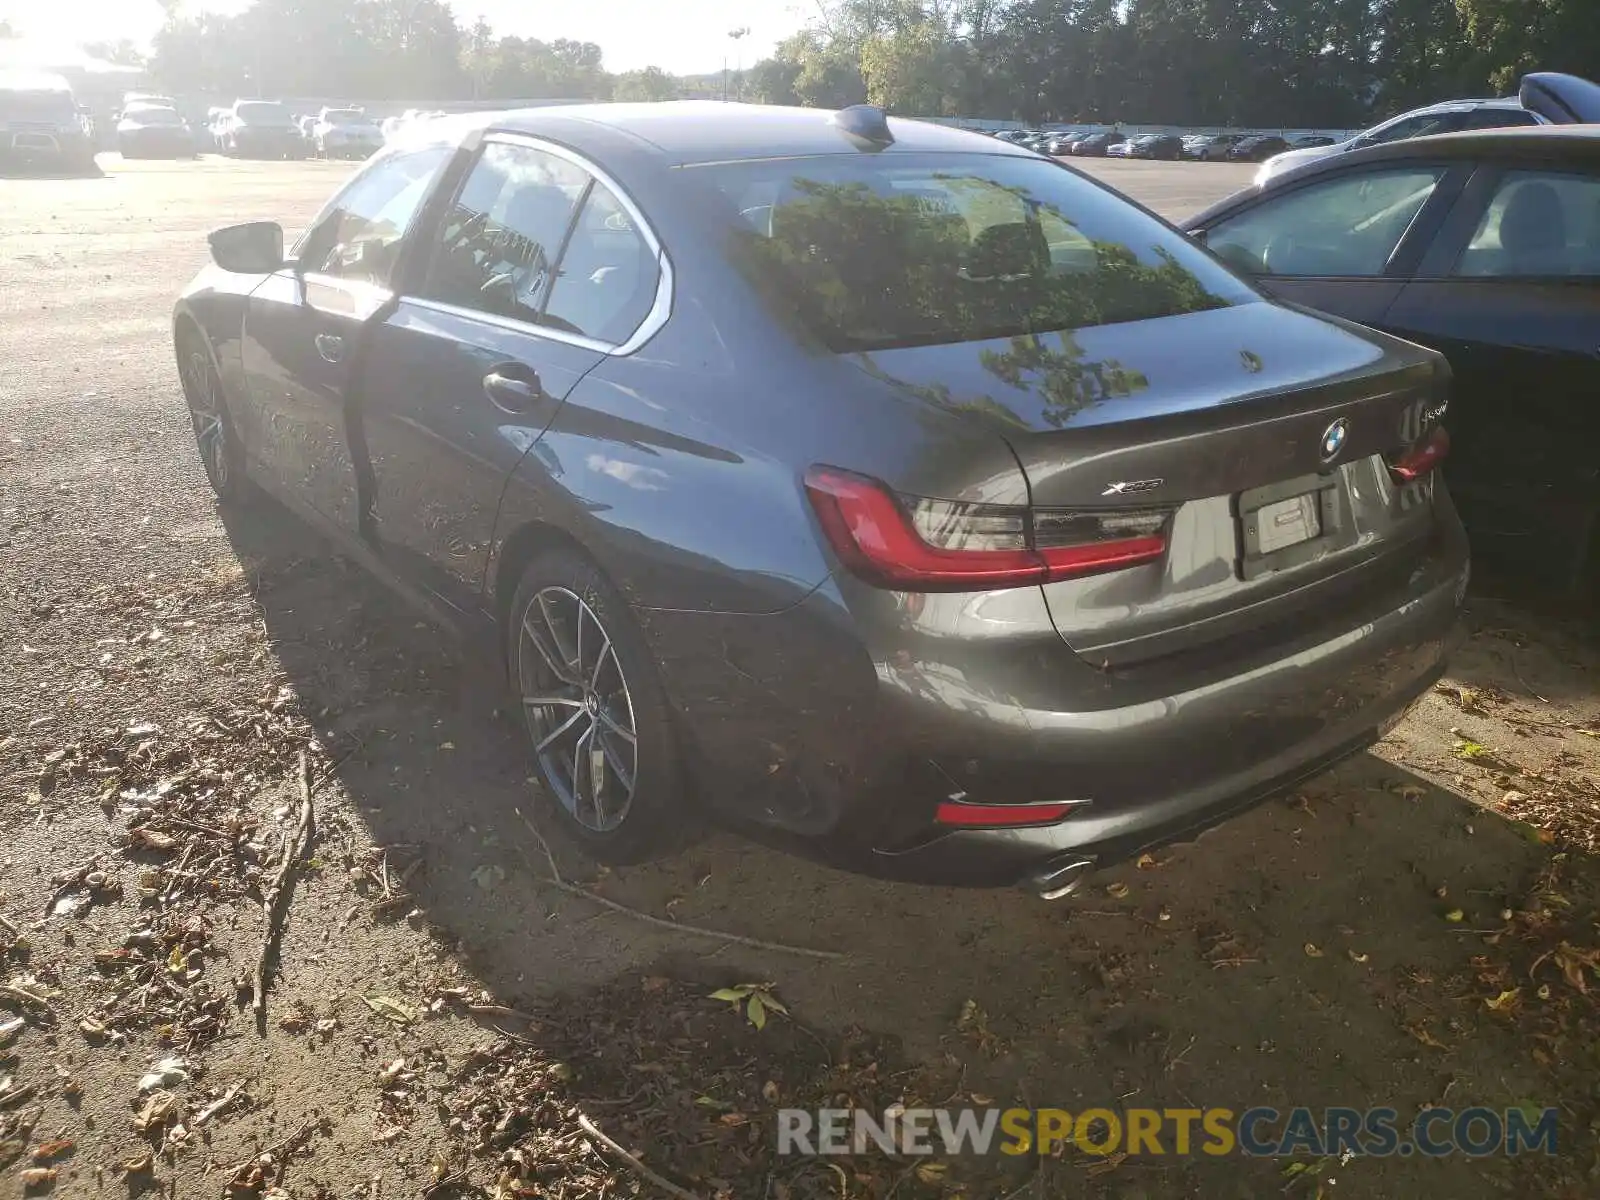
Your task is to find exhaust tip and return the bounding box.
[1024,856,1096,901]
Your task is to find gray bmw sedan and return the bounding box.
[173,102,1468,896]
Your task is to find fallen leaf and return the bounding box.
[128,827,178,852]
[1347,949,1369,964]
[1485,988,1520,1012]
[1303,943,1324,958]
[121,1151,154,1175]
[1443,909,1465,923]
[18,1168,56,1186]
[471,865,505,890]
[362,995,416,1024]
[1105,881,1130,899]
[31,1139,73,1162]
[135,1091,180,1131]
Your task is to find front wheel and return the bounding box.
[509,549,691,863]
[179,343,247,502]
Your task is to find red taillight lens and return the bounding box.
[934,799,1082,827]
[803,466,1168,592]
[1388,425,1449,483]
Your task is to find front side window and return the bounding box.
[1455,170,1600,277]
[1205,167,1446,277]
[297,146,452,286]
[689,152,1254,352]
[415,141,590,328]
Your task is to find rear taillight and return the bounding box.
[934,799,1082,827]
[1388,425,1449,483]
[803,466,1168,592]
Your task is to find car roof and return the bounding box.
[399,101,1037,166]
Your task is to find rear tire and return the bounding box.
[508,548,690,864]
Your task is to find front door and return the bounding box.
[237,145,452,534]
[1383,166,1600,590]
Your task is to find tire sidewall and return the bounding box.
[507,548,688,863]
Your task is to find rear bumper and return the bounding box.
[646,510,1468,888]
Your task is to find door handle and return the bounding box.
[483,367,547,415]
[314,333,345,364]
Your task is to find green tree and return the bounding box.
[613,66,679,102]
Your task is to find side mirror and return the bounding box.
[208,221,285,274]
[1188,227,1208,244]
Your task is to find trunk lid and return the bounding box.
[847,301,1451,667]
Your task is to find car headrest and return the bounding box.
[967,222,1049,280]
[1500,182,1566,256]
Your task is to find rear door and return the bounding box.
[359,135,665,612]
[1195,161,1468,324]
[1382,162,1600,590]
[238,145,451,533]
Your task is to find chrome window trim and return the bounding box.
[404,130,673,357]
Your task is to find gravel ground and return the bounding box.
[0,153,1596,1200]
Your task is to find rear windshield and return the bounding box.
[0,89,75,122]
[689,152,1255,353]
[325,109,365,124]
[236,102,289,124]
[127,107,182,125]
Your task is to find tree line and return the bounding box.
[121,0,1600,128]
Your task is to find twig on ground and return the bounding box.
[309,738,366,796]
[226,1117,316,1187]
[1511,644,1550,705]
[253,753,316,1032]
[578,1112,705,1200]
[515,809,846,962]
[465,1003,541,1023]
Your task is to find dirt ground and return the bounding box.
[0,153,1597,1200]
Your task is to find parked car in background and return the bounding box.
[1290,135,1337,149]
[1070,130,1124,156]
[1044,132,1084,155]
[1183,133,1244,161]
[117,103,196,159]
[314,107,384,159]
[1186,73,1600,594]
[1125,133,1185,160]
[1256,94,1550,185]
[1228,134,1291,162]
[0,69,97,173]
[222,100,304,159]
[1104,137,1136,158]
[174,102,1466,894]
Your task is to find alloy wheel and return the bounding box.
[182,350,231,492]
[516,586,638,833]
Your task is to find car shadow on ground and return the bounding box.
[216,496,1595,1198]
[0,161,105,180]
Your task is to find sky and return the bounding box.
[2,0,808,74]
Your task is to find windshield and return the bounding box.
[236,102,289,125]
[692,152,1255,353]
[0,88,75,122]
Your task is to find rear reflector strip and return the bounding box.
[1388,425,1450,483]
[804,466,1169,592]
[934,800,1082,827]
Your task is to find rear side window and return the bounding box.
[415,141,659,345]
[1205,168,1445,277]
[1455,170,1600,277]
[415,142,588,325]
[689,152,1253,352]
[1457,108,1539,131]
[543,182,660,344]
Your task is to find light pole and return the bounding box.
[725,26,749,102]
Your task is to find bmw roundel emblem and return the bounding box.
[1320,417,1350,464]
